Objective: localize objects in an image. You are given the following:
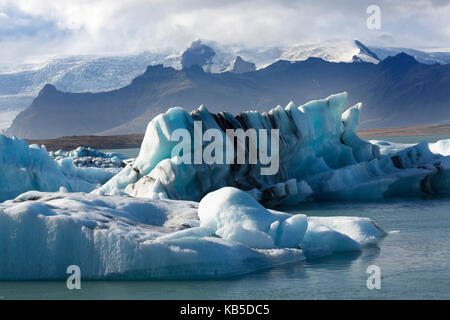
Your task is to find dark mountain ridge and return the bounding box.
[6,53,450,139]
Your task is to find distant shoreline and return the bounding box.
[25,134,144,151]
[357,123,450,139]
[24,123,450,151]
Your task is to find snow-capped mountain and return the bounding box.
[278,40,380,64]
[179,39,381,73]
[370,46,450,65]
[7,52,450,139]
[0,51,174,130]
[2,39,449,132]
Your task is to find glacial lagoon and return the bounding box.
[1,135,449,300]
[1,195,449,299]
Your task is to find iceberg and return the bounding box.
[199,187,308,249]
[49,146,127,160]
[371,138,450,157]
[0,135,117,202]
[369,140,415,155]
[0,187,384,280]
[198,187,384,255]
[49,147,128,170]
[429,139,450,156]
[301,216,386,258]
[97,92,450,204]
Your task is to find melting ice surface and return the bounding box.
[0,136,119,202]
[2,92,450,280]
[0,187,384,280]
[98,92,450,204]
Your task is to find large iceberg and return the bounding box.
[0,187,384,280]
[0,135,117,202]
[97,92,450,204]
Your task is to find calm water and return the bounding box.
[367,134,450,144]
[100,148,140,158]
[1,136,449,300]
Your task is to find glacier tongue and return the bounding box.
[97,92,450,204]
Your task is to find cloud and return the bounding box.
[0,0,449,64]
[0,11,8,21]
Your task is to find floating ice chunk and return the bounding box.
[50,146,127,160]
[300,216,385,258]
[199,187,308,249]
[0,187,385,279]
[0,191,308,280]
[429,139,450,156]
[199,187,281,232]
[57,157,117,186]
[301,223,361,258]
[306,141,450,200]
[49,147,128,171]
[307,217,385,245]
[0,134,115,202]
[369,140,413,155]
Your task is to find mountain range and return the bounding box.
[5,51,450,139]
[3,39,450,132]
[0,52,175,130]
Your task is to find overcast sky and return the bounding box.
[0,0,449,64]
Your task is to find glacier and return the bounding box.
[0,135,117,202]
[97,92,450,204]
[0,187,384,280]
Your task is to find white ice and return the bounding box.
[0,187,384,280]
[199,187,308,249]
[371,138,450,157]
[0,135,117,202]
[429,139,450,156]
